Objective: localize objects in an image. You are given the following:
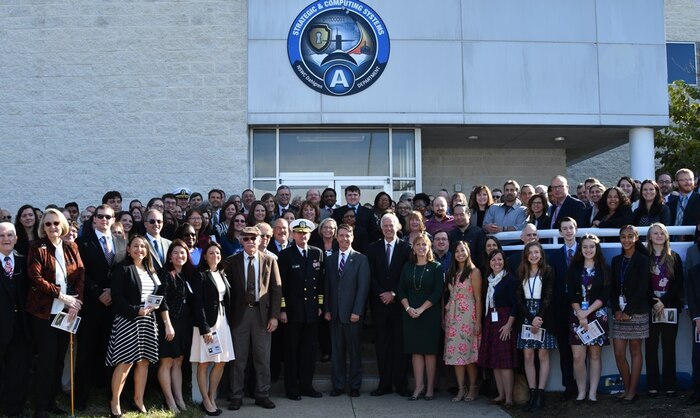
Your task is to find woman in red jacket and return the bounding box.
[26,209,85,418]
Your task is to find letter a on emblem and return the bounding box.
[329,69,349,88]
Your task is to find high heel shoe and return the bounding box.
[408,388,426,401]
[452,386,466,402]
[130,400,147,414]
[201,402,222,416]
[465,385,479,402]
[109,402,122,418]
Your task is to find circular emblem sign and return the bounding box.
[288,1,390,96]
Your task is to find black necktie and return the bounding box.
[246,256,256,304]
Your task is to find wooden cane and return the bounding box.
[70,332,75,418]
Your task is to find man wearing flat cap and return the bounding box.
[278,219,325,400]
[225,226,281,411]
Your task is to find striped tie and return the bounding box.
[338,252,346,275]
[101,236,114,265]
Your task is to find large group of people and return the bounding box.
[2,168,700,417]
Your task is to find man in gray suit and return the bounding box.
[324,224,370,397]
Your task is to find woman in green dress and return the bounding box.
[399,232,445,401]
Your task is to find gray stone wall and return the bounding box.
[567,143,631,188]
[0,1,248,214]
[422,146,566,195]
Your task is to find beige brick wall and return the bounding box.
[0,1,249,214]
[422,146,566,195]
[666,0,700,41]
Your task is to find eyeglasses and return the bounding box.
[241,236,257,242]
[96,214,113,220]
[234,219,246,223]
[492,195,502,199]
[45,221,60,227]
[148,219,163,224]
[184,233,196,237]
[0,216,10,220]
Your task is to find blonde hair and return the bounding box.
[38,208,70,238]
[646,222,675,277]
[409,232,435,263]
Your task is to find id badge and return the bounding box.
[619,295,627,311]
[581,300,589,311]
[491,310,499,322]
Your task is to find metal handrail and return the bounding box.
[492,226,697,255]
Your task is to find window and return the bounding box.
[251,128,420,198]
[667,42,697,85]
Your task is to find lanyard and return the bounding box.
[619,257,631,289]
[527,270,539,299]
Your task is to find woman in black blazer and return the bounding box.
[157,239,196,413]
[633,180,671,226]
[107,235,167,417]
[645,223,683,397]
[515,242,556,411]
[190,242,234,416]
[592,187,633,233]
[610,226,650,403]
[566,234,611,403]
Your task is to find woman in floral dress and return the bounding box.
[444,241,483,402]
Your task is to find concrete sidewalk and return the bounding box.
[217,391,510,417]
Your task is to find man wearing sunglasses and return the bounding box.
[225,226,281,411]
[144,209,171,270]
[75,204,127,409]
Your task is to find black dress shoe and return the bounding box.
[287,394,302,401]
[255,397,276,409]
[350,389,360,397]
[201,403,222,416]
[560,388,577,401]
[301,389,323,398]
[397,390,411,397]
[370,388,392,396]
[666,391,677,398]
[228,399,242,410]
[330,388,345,397]
[620,394,638,405]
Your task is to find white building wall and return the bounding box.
[0,1,249,214]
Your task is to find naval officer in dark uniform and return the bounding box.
[278,219,325,400]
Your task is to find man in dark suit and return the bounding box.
[686,262,700,405]
[144,209,171,270]
[332,185,378,242]
[549,175,586,229]
[324,224,370,397]
[367,213,411,397]
[226,227,281,410]
[669,168,700,241]
[75,204,127,409]
[274,185,299,219]
[278,219,325,400]
[546,216,578,400]
[0,222,32,417]
[267,218,291,256]
[447,204,486,268]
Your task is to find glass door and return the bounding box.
[334,179,392,207]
